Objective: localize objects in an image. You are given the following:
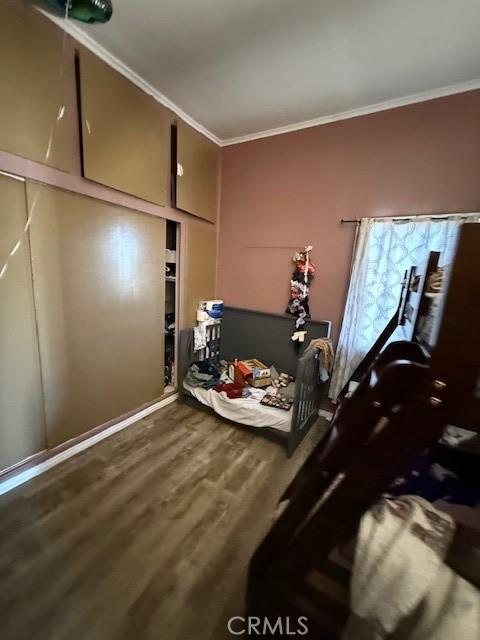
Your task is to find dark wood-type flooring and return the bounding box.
[0,401,329,640]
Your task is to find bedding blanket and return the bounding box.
[183,380,291,433]
[342,495,479,640]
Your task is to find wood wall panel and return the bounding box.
[79,49,169,205]
[0,174,46,471]
[0,1,79,173]
[184,224,217,327]
[27,183,166,447]
[176,122,220,223]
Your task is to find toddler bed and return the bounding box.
[183,380,292,433]
[179,307,331,456]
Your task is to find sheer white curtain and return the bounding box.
[329,214,480,400]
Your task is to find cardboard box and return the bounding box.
[248,376,272,388]
[231,359,271,388]
[237,359,271,388]
[240,359,271,380]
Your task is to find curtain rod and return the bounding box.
[341,212,479,225]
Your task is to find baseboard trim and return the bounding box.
[0,393,178,496]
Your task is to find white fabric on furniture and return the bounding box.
[343,495,479,640]
[183,380,292,432]
[193,324,207,351]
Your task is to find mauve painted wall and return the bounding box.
[217,90,480,340]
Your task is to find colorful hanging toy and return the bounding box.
[285,246,316,341]
[46,0,113,24]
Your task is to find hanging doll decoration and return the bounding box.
[285,245,316,341]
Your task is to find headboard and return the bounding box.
[220,306,332,376]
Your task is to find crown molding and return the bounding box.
[221,78,480,146]
[38,8,223,146]
[37,8,480,149]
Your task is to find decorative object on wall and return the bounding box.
[285,245,316,339]
[46,0,113,24]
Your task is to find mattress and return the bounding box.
[183,381,292,433]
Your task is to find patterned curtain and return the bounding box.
[329,215,480,400]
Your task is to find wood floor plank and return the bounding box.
[0,401,329,640]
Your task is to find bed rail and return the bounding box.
[288,347,324,455]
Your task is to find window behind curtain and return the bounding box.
[330,215,479,400]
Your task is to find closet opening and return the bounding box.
[164,219,179,394]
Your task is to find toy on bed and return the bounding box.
[261,393,293,411]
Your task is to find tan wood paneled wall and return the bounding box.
[176,121,220,223]
[78,49,169,205]
[0,2,221,469]
[0,3,220,223]
[27,183,166,447]
[184,223,217,327]
[0,174,46,470]
[0,1,79,173]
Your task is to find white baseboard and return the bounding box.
[0,393,179,496]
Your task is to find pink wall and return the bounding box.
[217,90,480,340]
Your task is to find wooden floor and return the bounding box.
[0,401,329,640]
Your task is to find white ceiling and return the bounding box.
[67,0,480,143]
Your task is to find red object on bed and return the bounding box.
[213,381,244,399]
